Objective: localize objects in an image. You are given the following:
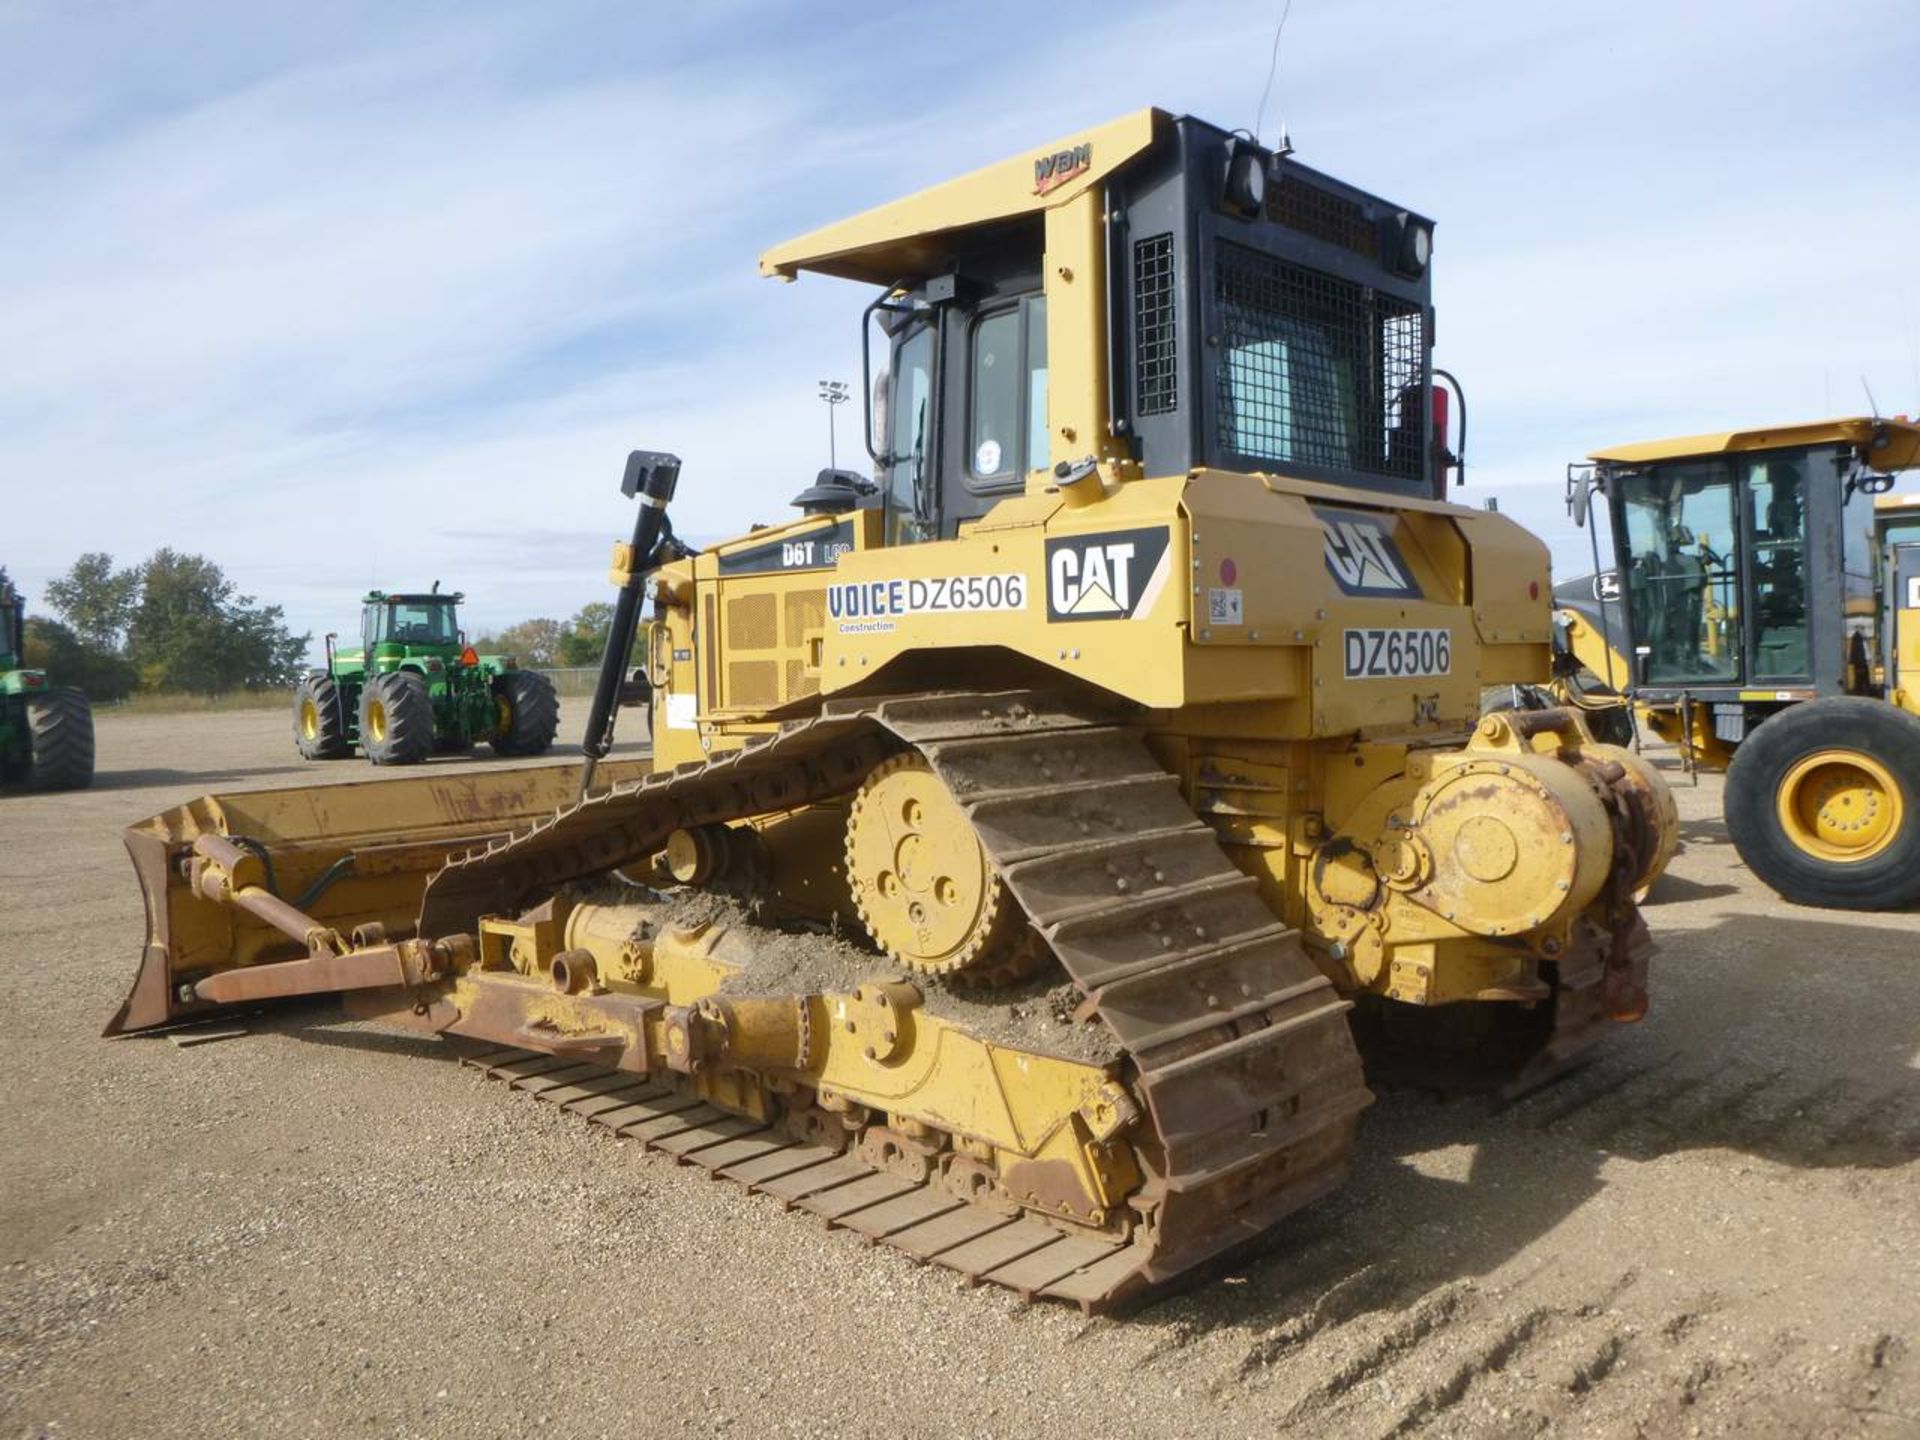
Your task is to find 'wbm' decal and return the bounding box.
[1033,143,1091,196]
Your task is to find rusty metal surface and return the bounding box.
[191,947,413,1004]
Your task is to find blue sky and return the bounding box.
[5,0,1919,646]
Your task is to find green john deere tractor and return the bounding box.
[292,588,559,766]
[0,570,95,791]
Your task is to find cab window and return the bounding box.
[885,324,935,546]
[373,602,457,647]
[1619,461,1740,684]
[967,296,1047,486]
[1743,452,1810,678]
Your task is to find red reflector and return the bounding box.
[1529,580,1540,600]
[1430,385,1449,448]
[1220,557,1238,586]
[461,646,479,666]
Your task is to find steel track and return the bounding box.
[421,690,1374,1309]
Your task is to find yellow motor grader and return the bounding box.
[108,109,1676,1311]
[1561,417,1920,909]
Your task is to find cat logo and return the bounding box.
[1313,504,1424,600]
[1045,526,1171,622]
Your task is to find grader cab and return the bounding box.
[1565,417,1920,908]
[110,109,1676,1310]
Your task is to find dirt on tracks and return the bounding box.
[1,707,1916,1438]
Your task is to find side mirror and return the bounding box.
[1567,472,1592,529]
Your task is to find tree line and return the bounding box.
[14,552,616,700]
[471,604,614,668]
[18,552,309,699]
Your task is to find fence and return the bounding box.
[540,667,601,698]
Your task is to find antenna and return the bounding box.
[1862,374,1881,421]
[1253,0,1296,146]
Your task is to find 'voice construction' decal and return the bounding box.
[827,573,1028,635]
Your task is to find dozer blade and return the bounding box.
[106,757,652,1035]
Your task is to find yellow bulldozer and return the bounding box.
[1560,417,1920,909]
[107,109,1677,1311]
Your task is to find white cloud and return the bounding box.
[7,0,1919,643]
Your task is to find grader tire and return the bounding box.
[1725,697,1920,911]
[292,674,351,760]
[359,671,435,766]
[490,670,559,757]
[25,687,94,791]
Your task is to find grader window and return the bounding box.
[1213,240,1426,483]
[1620,462,1741,684]
[1743,452,1811,679]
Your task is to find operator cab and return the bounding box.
[363,591,463,650]
[771,111,1449,545]
[1610,445,1829,686]
[1575,418,1920,710]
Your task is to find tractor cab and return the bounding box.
[361,591,464,655]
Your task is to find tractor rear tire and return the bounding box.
[292,674,351,760]
[26,687,95,791]
[1725,697,1920,911]
[490,670,559,757]
[359,671,434,766]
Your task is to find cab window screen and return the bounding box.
[1213,240,1425,483]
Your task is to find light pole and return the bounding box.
[818,380,850,473]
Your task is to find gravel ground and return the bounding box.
[2,705,1917,1439]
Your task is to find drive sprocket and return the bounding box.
[843,752,1043,987]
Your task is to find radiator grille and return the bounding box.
[727,660,780,708]
[1213,240,1426,483]
[726,593,779,651]
[1133,232,1178,417]
[783,590,825,647]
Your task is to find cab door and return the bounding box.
[1892,540,1920,704]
